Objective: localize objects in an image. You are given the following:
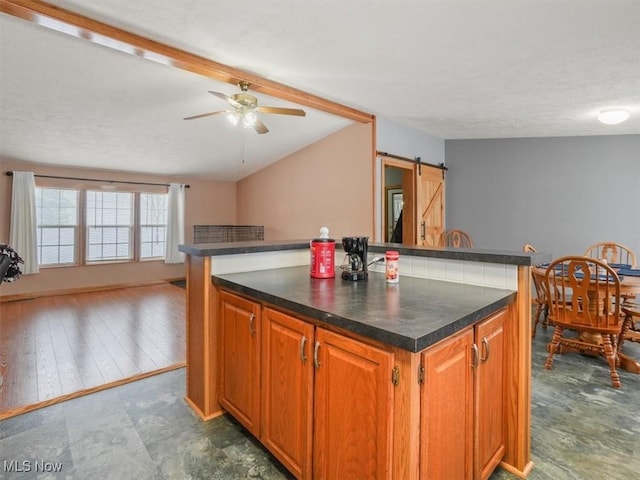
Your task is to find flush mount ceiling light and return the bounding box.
[597,109,630,125]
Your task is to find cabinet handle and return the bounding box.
[314,341,321,369]
[249,313,256,335]
[481,337,490,363]
[300,336,308,363]
[471,343,479,369]
[420,222,426,240]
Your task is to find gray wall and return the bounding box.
[445,135,640,258]
[377,117,445,165]
[375,117,445,240]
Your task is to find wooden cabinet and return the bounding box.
[261,308,314,479]
[475,310,506,480]
[219,291,261,437]
[420,308,507,480]
[313,327,394,480]
[219,287,509,480]
[420,327,474,479]
[261,308,394,480]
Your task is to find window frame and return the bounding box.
[85,189,135,264]
[34,186,80,267]
[33,181,169,268]
[139,192,169,260]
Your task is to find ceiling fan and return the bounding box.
[184,81,306,134]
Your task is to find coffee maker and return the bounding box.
[341,236,368,281]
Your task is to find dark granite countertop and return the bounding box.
[213,266,516,352]
[179,239,311,256]
[179,239,550,266]
[367,243,550,266]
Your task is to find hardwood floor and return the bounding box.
[0,283,186,419]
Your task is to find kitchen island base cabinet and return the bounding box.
[420,309,506,480]
[475,311,506,480]
[262,308,314,479]
[218,286,511,480]
[219,292,262,437]
[314,327,394,480]
[262,308,394,480]
[421,328,474,479]
[183,239,535,478]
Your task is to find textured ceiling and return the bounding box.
[2,1,639,180]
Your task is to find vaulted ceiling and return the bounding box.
[1,1,639,181]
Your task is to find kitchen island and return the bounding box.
[178,240,549,479]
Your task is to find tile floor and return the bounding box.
[1,325,639,479]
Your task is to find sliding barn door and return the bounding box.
[381,156,446,247]
[416,165,445,247]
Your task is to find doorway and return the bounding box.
[383,163,414,244]
[380,155,445,246]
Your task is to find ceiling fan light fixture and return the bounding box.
[243,111,257,128]
[226,112,240,126]
[185,83,304,135]
[597,108,630,125]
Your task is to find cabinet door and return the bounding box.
[475,310,506,480]
[261,308,314,480]
[313,328,394,480]
[420,327,474,480]
[219,291,261,436]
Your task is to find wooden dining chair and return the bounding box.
[584,241,637,267]
[523,244,549,337]
[442,229,474,248]
[530,268,552,337]
[585,241,638,304]
[619,302,640,350]
[543,256,625,388]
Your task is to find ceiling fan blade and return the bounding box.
[258,106,306,117]
[254,118,269,135]
[208,91,242,108]
[183,110,229,120]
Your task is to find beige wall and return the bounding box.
[0,121,373,298]
[236,123,373,241]
[0,158,236,298]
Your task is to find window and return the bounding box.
[86,191,134,262]
[34,185,168,267]
[140,193,168,259]
[35,187,79,266]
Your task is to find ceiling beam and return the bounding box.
[0,0,374,123]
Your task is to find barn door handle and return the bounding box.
[420,222,426,240]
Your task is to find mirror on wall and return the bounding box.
[384,166,404,242]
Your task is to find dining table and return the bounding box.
[534,263,640,374]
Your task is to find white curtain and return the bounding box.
[9,171,39,274]
[165,183,185,264]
